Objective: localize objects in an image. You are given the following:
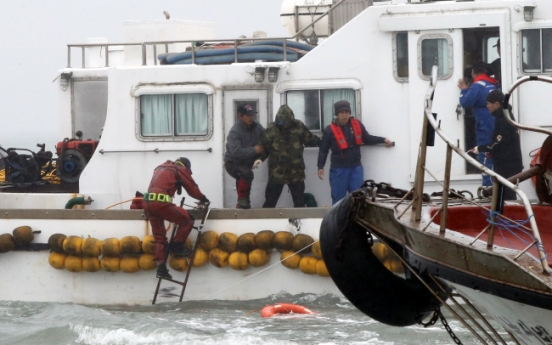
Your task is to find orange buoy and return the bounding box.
[261,303,315,318]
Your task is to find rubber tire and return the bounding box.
[319,193,442,327]
[57,149,86,183]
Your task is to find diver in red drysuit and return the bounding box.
[143,157,209,279]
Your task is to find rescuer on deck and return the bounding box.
[144,157,209,279]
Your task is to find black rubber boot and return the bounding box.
[168,242,193,257]
[156,263,172,279]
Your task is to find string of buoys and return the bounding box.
[0,225,404,276]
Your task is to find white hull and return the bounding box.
[0,209,340,305]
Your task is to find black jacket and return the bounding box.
[224,121,266,167]
[477,106,523,177]
[317,118,385,169]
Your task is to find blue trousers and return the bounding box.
[329,166,364,205]
[479,153,493,187]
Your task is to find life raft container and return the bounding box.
[261,303,314,317]
[319,192,443,327]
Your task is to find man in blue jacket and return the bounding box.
[317,100,393,205]
[458,61,499,186]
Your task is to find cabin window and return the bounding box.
[418,34,453,80]
[140,93,209,137]
[393,32,409,82]
[285,89,356,132]
[522,29,552,74]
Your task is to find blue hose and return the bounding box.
[169,51,298,65]
[161,45,299,63]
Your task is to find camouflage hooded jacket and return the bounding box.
[261,105,320,184]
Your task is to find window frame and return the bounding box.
[393,31,409,83]
[283,88,361,133]
[519,28,552,75]
[417,33,454,81]
[133,84,214,142]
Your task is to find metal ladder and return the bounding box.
[151,203,211,305]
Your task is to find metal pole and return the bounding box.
[153,45,157,66]
[67,47,71,68]
[105,45,109,67]
[487,180,500,249]
[440,144,452,233]
[81,47,85,68]
[191,42,195,65]
[234,40,238,63]
[142,44,147,66]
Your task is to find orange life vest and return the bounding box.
[330,118,363,150]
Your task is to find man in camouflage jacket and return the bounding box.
[261,105,320,207]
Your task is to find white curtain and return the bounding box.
[141,95,172,136]
[175,93,208,135]
[322,89,356,127]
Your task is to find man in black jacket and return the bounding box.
[468,90,523,200]
[224,104,266,209]
[317,100,393,205]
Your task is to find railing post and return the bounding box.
[105,45,109,67]
[191,42,195,64]
[234,40,238,63]
[67,46,71,68]
[142,44,147,66]
[153,45,157,66]
[487,180,500,249]
[411,111,429,222]
[283,39,287,61]
[81,47,85,68]
[440,144,453,233]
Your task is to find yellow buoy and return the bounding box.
[48,234,66,253]
[82,257,101,272]
[274,231,294,252]
[65,255,83,273]
[280,250,301,269]
[101,256,120,272]
[218,232,238,253]
[316,260,330,277]
[139,254,157,271]
[255,230,275,250]
[383,258,404,274]
[120,236,141,255]
[192,247,209,267]
[209,248,229,268]
[185,238,192,249]
[248,248,270,267]
[82,238,101,257]
[292,234,314,254]
[120,256,140,273]
[371,242,387,261]
[228,252,249,270]
[0,233,15,253]
[12,226,34,246]
[142,235,156,254]
[101,238,120,257]
[48,252,67,269]
[63,236,83,256]
[237,233,256,253]
[168,254,188,272]
[311,241,322,259]
[299,256,318,275]
[199,230,219,251]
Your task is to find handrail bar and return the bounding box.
[414,66,550,274]
[503,76,552,137]
[67,0,358,68]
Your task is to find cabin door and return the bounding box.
[407,29,466,183]
[222,88,271,208]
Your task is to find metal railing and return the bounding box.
[66,0,351,69]
[408,65,550,274]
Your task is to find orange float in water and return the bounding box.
[261,303,315,318]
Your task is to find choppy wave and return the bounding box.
[0,294,489,345]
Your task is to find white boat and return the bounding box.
[0,0,550,333]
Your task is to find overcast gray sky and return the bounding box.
[0,0,289,150]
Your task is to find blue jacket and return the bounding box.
[459,77,498,145]
[317,118,385,169]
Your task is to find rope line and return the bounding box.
[203,240,317,300]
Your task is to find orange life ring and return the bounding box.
[261,303,315,318]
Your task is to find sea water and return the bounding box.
[0,293,511,345]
